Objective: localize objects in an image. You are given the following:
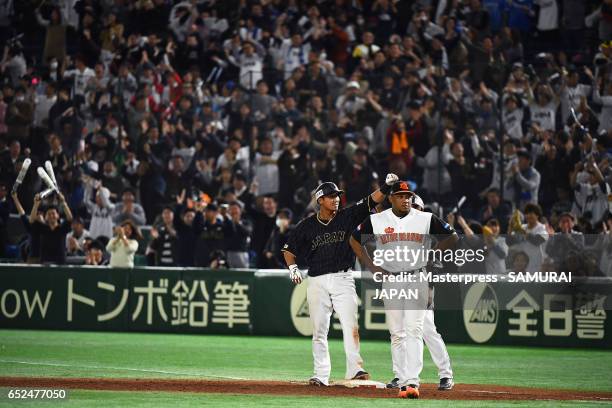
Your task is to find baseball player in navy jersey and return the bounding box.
[282,173,399,387]
[349,182,457,398]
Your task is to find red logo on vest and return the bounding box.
[384,227,394,234]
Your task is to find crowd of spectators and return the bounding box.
[0,0,611,276]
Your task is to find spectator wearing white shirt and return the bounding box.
[216,137,250,174]
[597,217,612,277]
[229,40,265,90]
[239,17,263,42]
[106,220,141,268]
[84,180,115,240]
[508,204,549,273]
[253,137,281,197]
[87,63,110,94]
[502,93,526,141]
[508,149,541,209]
[570,157,608,228]
[169,2,196,43]
[66,217,90,256]
[335,81,366,119]
[280,33,311,80]
[534,0,559,52]
[33,82,57,129]
[560,67,593,123]
[112,189,147,226]
[1,46,27,86]
[545,212,585,268]
[110,63,138,108]
[593,76,612,135]
[63,55,95,97]
[483,218,509,275]
[419,128,453,198]
[529,83,559,132]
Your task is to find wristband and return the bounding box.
[380,182,392,195]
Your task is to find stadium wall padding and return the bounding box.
[0,265,610,348]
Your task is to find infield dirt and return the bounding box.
[1,376,612,402]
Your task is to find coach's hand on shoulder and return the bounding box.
[385,173,399,186]
[289,264,303,284]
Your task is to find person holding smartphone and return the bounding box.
[106,220,141,268]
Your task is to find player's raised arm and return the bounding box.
[343,174,399,230]
[370,173,399,204]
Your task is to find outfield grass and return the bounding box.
[0,330,610,407]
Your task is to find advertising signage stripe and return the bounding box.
[0,266,610,348]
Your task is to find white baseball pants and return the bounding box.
[307,272,365,385]
[423,308,453,379]
[383,277,429,387]
[386,284,453,384]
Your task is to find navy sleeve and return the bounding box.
[430,214,456,235]
[351,216,373,243]
[282,220,304,257]
[343,195,374,230]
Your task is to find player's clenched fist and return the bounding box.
[385,173,399,186]
[379,173,399,195]
[289,264,302,284]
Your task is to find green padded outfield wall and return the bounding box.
[0,265,610,348]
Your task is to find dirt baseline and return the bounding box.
[1,376,612,401]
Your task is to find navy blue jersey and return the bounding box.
[283,196,374,276]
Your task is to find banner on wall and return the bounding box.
[0,265,610,348]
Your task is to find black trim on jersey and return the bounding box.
[429,214,456,235]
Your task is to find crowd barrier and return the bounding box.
[0,265,610,348]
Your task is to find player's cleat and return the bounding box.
[386,378,400,389]
[308,377,326,386]
[438,377,454,390]
[351,371,370,380]
[398,385,419,399]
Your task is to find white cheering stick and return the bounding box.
[44,161,58,190]
[37,167,58,192]
[40,187,55,200]
[11,158,31,193]
[451,196,467,214]
[570,107,588,133]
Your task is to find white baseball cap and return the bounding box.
[346,81,360,89]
